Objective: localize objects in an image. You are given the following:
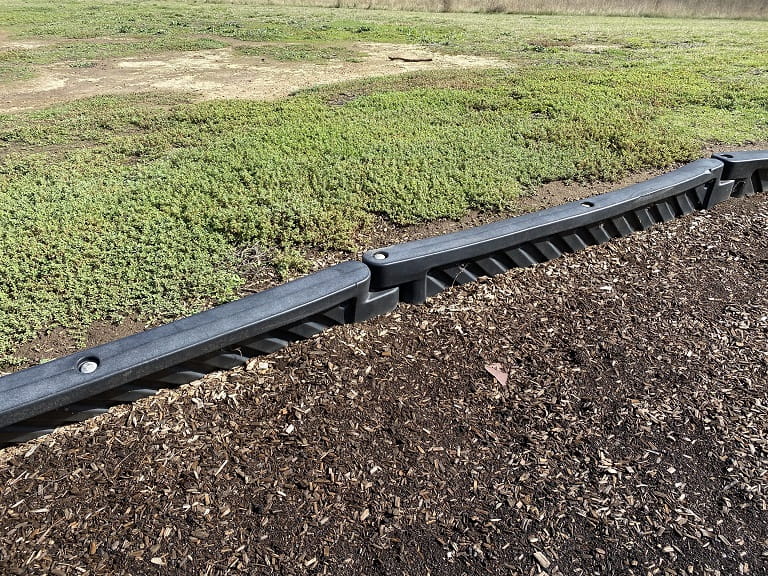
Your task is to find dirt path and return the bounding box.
[0,41,506,113]
[2,192,766,575]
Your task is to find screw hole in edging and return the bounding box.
[77,357,100,374]
[581,201,595,208]
[373,252,388,260]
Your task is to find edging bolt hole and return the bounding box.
[373,252,388,260]
[78,357,100,374]
[581,201,595,208]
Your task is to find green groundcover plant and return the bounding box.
[0,2,766,363]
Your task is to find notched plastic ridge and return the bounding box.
[713,151,768,197]
[364,158,731,304]
[0,262,398,442]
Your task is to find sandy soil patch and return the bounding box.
[569,43,619,53]
[0,30,51,50]
[0,42,508,113]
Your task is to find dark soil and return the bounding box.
[1,191,767,575]
[9,318,147,374]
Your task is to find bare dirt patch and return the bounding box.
[0,30,51,50]
[569,43,620,53]
[8,318,147,373]
[0,42,507,113]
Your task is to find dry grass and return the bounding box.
[261,0,768,19]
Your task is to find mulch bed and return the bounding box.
[1,193,767,575]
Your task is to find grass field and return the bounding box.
[268,0,768,20]
[0,1,767,365]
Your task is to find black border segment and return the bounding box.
[713,151,768,197]
[0,262,399,440]
[3,151,766,447]
[363,158,726,304]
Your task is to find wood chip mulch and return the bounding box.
[1,194,768,576]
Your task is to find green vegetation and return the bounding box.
[0,38,228,70]
[234,43,365,61]
[0,1,767,364]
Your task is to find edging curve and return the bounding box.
[0,262,398,443]
[1,151,767,446]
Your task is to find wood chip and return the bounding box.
[534,551,551,569]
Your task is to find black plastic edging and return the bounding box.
[1,151,767,446]
[713,151,768,197]
[363,155,750,304]
[0,262,398,443]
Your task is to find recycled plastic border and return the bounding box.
[1,151,767,445]
[0,262,398,443]
[364,158,730,303]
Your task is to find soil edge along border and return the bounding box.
[1,151,767,446]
